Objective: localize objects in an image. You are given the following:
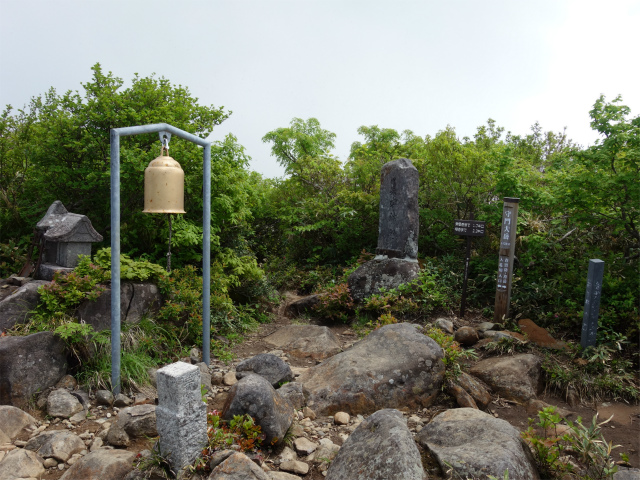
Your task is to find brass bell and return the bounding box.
[143,154,186,214]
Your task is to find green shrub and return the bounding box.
[313,282,354,322]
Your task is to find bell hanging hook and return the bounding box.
[159,131,172,156]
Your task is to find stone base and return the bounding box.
[37,263,74,281]
[347,258,420,302]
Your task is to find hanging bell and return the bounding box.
[143,155,186,214]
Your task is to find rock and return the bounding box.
[293,437,318,456]
[114,393,132,408]
[25,430,85,462]
[280,460,309,475]
[434,318,454,334]
[518,318,567,349]
[264,325,342,361]
[201,371,212,393]
[375,158,420,260]
[44,457,58,468]
[96,390,114,406]
[446,380,478,409]
[0,280,48,331]
[482,330,527,342]
[417,408,539,480]
[209,449,236,470]
[47,389,83,418]
[221,374,294,447]
[59,449,136,480]
[126,283,163,323]
[269,472,301,480]
[0,429,9,444]
[455,372,492,410]
[56,374,78,390]
[313,438,340,465]
[236,354,294,388]
[333,412,350,425]
[302,406,316,420]
[223,371,237,386]
[454,326,479,346]
[0,405,37,440]
[477,322,501,333]
[208,451,269,479]
[347,257,420,302]
[189,347,202,364]
[279,446,298,463]
[326,408,425,480]
[0,448,45,479]
[525,399,574,420]
[470,354,543,403]
[276,382,305,409]
[0,331,67,407]
[106,404,157,447]
[285,294,322,316]
[614,467,640,480]
[298,323,444,415]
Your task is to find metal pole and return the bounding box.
[110,130,121,395]
[110,123,212,392]
[202,144,211,365]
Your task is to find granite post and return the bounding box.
[156,362,207,473]
[580,259,605,349]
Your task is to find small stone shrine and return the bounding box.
[348,158,420,301]
[36,201,103,280]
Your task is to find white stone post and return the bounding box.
[156,361,207,473]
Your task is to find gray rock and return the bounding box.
[477,322,502,333]
[0,428,9,444]
[236,354,294,387]
[470,354,543,403]
[417,408,539,480]
[0,448,45,479]
[285,294,322,316]
[0,280,48,331]
[326,409,425,480]
[293,437,318,456]
[106,404,157,447]
[209,451,269,479]
[38,263,75,281]
[59,448,136,480]
[376,158,420,260]
[0,405,37,440]
[0,331,67,407]
[114,393,132,407]
[455,371,492,410]
[126,283,163,323]
[209,449,236,470]
[96,390,114,406]
[348,257,420,302]
[313,438,340,465]
[434,318,454,334]
[263,325,342,361]
[298,323,444,415]
[268,473,301,480]
[614,467,640,480]
[221,374,295,446]
[47,388,83,418]
[25,430,85,462]
[277,382,305,409]
[76,283,132,332]
[280,460,309,475]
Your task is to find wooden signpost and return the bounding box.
[580,259,605,349]
[494,197,520,322]
[454,214,486,317]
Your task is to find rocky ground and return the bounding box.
[0,292,638,480]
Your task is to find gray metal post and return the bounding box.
[110,123,213,393]
[580,259,605,349]
[110,130,121,395]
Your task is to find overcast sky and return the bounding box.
[1,0,638,178]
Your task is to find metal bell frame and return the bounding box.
[110,124,212,395]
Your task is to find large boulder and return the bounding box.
[298,323,444,415]
[0,280,48,331]
[375,158,419,260]
[25,430,85,462]
[263,325,342,361]
[469,354,543,403]
[221,374,295,446]
[235,353,294,387]
[0,448,45,479]
[0,405,37,440]
[417,408,539,480]
[59,449,136,480]
[0,331,67,407]
[347,258,420,302]
[326,409,426,480]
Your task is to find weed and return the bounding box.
[482,336,531,355]
[134,442,176,479]
[424,325,477,381]
[313,282,354,323]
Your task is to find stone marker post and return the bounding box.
[494,197,519,322]
[156,362,207,473]
[580,259,605,349]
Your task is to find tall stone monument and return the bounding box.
[348,158,420,301]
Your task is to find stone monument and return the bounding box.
[348,158,420,301]
[35,201,103,280]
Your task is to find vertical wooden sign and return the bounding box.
[494,197,519,322]
[580,259,605,349]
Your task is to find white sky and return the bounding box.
[1,0,638,178]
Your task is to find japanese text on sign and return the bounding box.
[500,209,513,248]
[497,255,509,290]
[453,220,486,237]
